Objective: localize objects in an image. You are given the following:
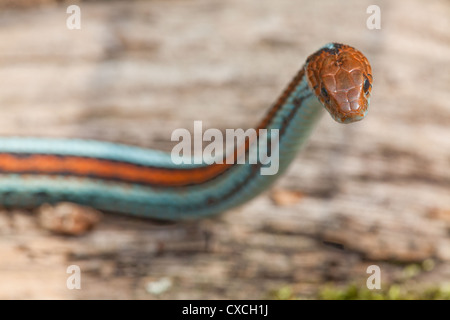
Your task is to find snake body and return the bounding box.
[0,43,372,220]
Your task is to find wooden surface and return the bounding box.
[0,0,449,299]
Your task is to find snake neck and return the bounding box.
[174,66,324,218]
[0,65,324,219]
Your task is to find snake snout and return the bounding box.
[332,107,368,124]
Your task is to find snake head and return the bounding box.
[305,43,372,124]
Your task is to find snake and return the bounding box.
[0,43,372,220]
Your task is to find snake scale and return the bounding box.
[0,43,372,220]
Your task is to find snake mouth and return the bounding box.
[332,108,368,124]
[320,95,368,124]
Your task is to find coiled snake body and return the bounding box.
[0,43,372,220]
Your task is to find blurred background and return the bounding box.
[0,0,449,299]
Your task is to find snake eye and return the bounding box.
[321,87,329,101]
[363,78,371,95]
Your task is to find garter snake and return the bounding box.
[0,43,372,220]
